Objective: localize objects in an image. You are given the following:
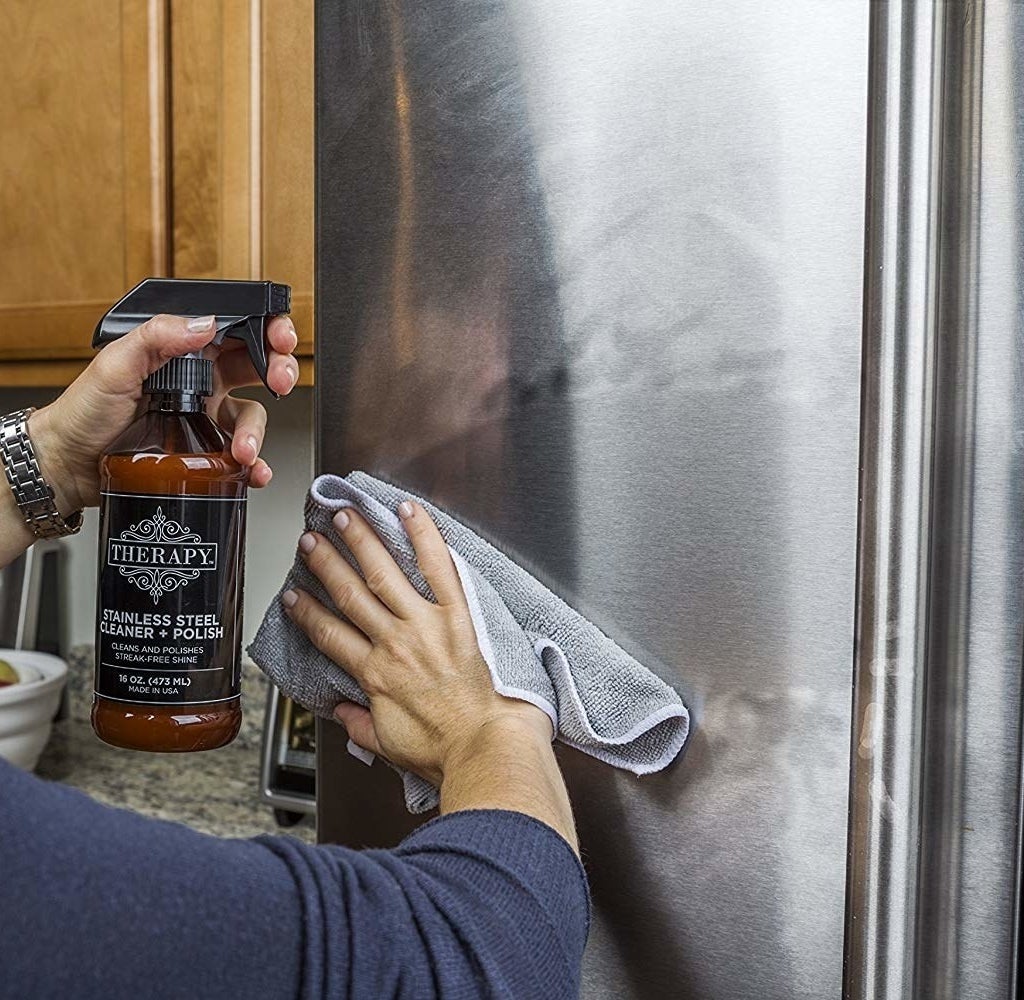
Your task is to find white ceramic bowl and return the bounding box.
[0,649,68,770]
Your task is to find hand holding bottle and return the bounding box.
[28,312,300,514]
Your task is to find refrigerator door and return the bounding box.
[315,1,867,997]
[846,4,1024,999]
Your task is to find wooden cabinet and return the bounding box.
[260,0,315,354]
[0,0,313,385]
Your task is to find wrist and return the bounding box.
[26,406,84,515]
[441,709,555,792]
[446,708,552,767]
[439,708,578,854]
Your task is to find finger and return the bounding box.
[215,345,299,396]
[213,396,267,466]
[267,315,298,355]
[94,314,218,390]
[332,702,382,756]
[250,458,273,488]
[280,587,373,681]
[331,509,423,617]
[396,501,465,606]
[269,353,300,396]
[297,532,394,639]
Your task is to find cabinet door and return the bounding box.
[0,0,313,386]
[170,0,256,280]
[0,0,168,383]
[260,0,314,360]
[171,0,313,364]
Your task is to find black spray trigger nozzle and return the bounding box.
[92,277,292,397]
[214,315,279,399]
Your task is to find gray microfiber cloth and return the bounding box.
[249,471,690,813]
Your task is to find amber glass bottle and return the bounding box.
[92,355,247,752]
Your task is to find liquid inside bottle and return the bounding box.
[92,364,247,753]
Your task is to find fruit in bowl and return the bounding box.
[0,658,20,687]
[0,659,42,688]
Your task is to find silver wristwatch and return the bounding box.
[0,408,84,539]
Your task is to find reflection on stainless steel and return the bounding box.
[315,2,867,997]
[844,3,942,996]
[848,3,1024,999]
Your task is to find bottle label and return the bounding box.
[95,491,246,706]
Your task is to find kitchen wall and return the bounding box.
[0,386,313,651]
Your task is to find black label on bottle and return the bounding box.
[95,491,246,706]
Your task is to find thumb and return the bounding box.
[94,314,219,391]
[333,702,382,756]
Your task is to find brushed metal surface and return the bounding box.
[847,3,1024,998]
[314,2,868,997]
[844,3,943,995]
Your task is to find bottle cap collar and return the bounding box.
[143,356,214,397]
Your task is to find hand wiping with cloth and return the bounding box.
[250,472,690,813]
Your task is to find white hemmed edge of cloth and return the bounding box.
[449,549,560,736]
[532,636,690,774]
[347,738,376,766]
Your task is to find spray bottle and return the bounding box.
[90,278,291,752]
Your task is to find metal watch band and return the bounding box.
[0,408,83,539]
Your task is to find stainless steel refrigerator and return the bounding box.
[313,2,1024,997]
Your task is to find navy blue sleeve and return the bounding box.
[0,757,589,1000]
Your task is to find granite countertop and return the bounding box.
[35,646,314,843]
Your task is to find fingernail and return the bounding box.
[398,500,414,519]
[187,315,215,332]
[286,361,299,388]
[334,510,350,531]
[281,589,299,609]
[298,532,316,554]
[246,434,258,458]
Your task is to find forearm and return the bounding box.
[3,756,587,999]
[0,475,38,567]
[0,758,302,999]
[440,718,579,855]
